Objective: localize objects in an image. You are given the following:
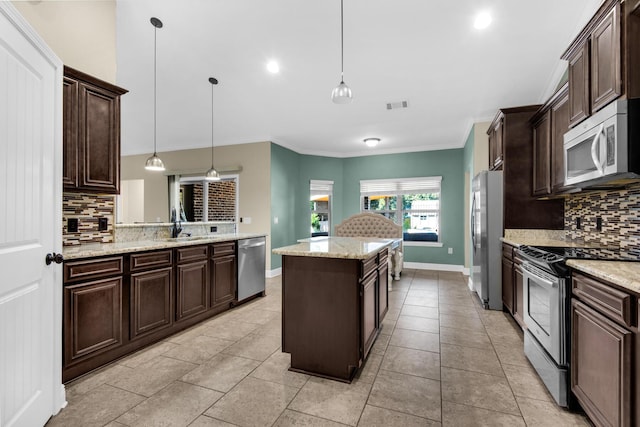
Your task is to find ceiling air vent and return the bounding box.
[386,100,408,110]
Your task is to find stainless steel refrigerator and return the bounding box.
[471,170,503,310]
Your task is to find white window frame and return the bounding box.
[310,180,333,236]
[360,177,443,247]
[176,174,239,223]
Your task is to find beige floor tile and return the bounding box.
[516,396,591,426]
[358,405,440,426]
[116,381,223,426]
[188,415,237,426]
[389,327,440,353]
[64,363,132,403]
[226,308,280,325]
[502,363,553,402]
[370,332,390,355]
[441,367,520,416]
[439,313,486,332]
[439,326,492,350]
[273,409,347,426]
[118,341,180,368]
[288,376,372,426]
[253,317,283,338]
[163,335,235,364]
[486,323,523,347]
[493,343,530,367]
[440,343,503,377]
[165,324,212,345]
[407,289,439,298]
[222,332,281,361]
[438,303,479,317]
[395,315,439,333]
[403,296,439,308]
[250,351,309,388]
[368,369,441,421]
[107,356,198,397]
[409,281,439,291]
[103,422,127,427]
[400,305,439,319]
[381,345,440,380]
[205,377,299,426]
[200,320,259,341]
[46,384,145,427]
[438,295,475,308]
[354,353,383,384]
[380,317,396,331]
[181,353,261,392]
[442,401,526,426]
[384,307,401,321]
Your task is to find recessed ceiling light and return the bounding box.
[474,12,492,30]
[364,138,380,148]
[266,60,280,73]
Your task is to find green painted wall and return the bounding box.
[463,126,475,270]
[270,144,300,269]
[271,143,466,268]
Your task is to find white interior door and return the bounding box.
[0,4,64,426]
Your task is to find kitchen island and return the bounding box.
[273,236,394,382]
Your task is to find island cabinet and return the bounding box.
[281,246,389,382]
[571,272,635,427]
[63,66,127,194]
[562,0,640,127]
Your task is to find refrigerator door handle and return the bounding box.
[471,195,476,252]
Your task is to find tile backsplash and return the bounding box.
[63,192,115,246]
[564,182,640,256]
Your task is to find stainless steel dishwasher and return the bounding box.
[237,237,266,302]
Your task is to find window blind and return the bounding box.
[359,177,441,196]
[310,179,334,196]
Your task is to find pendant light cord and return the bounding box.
[340,0,344,82]
[211,82,214,167]
[153,24,158,155]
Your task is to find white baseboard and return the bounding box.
[403,262,466,273]
[266,267,281,278]
[467,276,474,291]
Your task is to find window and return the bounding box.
[310,180,333,237]
[360,177,441,244]
[175,175,238,222]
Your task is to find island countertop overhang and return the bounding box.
[272,236,396,260]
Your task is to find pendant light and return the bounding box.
[205,77,220,181]
[145,17,165,171]
[331,0,352,104]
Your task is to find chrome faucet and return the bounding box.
[170,208,182,238]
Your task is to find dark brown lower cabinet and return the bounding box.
[211,254,237,309]
[502,256,514,313]
[130,267,173,339]
[513,258,524,327]
[176,260,208,321]
[64,277,123,364]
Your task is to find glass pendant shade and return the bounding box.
[205,166,220,181]
[145,153,165,171]
[332,80,352,104]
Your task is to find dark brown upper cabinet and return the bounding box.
[530,84,570,196]
[488,118,504,171]
[562,0,640,127]
[63,66,128,194]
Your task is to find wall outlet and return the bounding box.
[210,226,217,233]
[274,216,279,224]
[67,218,78,233]
[243,217,252,224]
[98,217,108,231]
[448,247,453,254]
[576,217,581,229]
[596,217,602,231]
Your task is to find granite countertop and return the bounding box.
[273,236,394,260]
[63,233,267,260]
[567,260,640,294]
[500,236,606,248]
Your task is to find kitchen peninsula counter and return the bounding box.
[273,237,392,382]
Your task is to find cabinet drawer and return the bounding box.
[360,255,377,280]
[130,250,173,272]
[378,248,389,264]
[502,244,514,261]
[572,273,633,327]
[64,256,123,282]
[212,241,236,257]
[176,245,208,263]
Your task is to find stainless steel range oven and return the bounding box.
[518,246,571,407]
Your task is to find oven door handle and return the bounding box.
[522,262,558,289]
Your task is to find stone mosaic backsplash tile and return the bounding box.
[114,222,236,243]
[63,192,115,246]
[565,182,640,257]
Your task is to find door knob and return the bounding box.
[46,252,64,265]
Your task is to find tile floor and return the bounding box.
[47,269,591,427]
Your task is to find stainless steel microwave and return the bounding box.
[563,99,640,188]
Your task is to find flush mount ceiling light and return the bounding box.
[145,17,165,171]
[331,0,352,104]
[474,11,492,30]
[205,77,221,181]
[364,138,380,147]
[266,60,280,74]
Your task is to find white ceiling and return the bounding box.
[116,0,603,158]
